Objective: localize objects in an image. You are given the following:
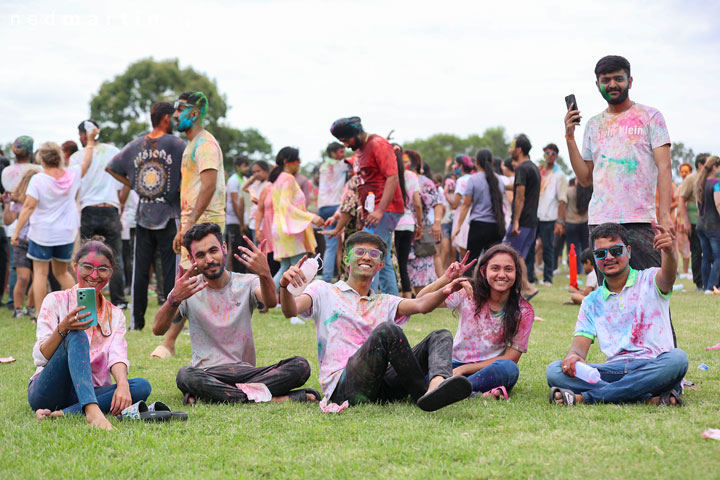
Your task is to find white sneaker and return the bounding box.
[290,317,305,325]
[705,290,713,295]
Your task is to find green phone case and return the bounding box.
[76,288,98,327]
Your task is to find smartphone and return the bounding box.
[564,94,580,125]
[76,287,98,327]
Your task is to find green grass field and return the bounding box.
[2,277,720,479]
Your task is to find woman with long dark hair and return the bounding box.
[695,156,720,292]
[394,148,423,298]
[447,155,474,256]
[256,147,323,290]
[418,245,535,399]
[452,148,506,271]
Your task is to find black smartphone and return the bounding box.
[565,94,580,125]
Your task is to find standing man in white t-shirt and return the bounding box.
[226,156,250,273]
[69,120,127,308]
[318,142,348,282]
[564,55,672,271]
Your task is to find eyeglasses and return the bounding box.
[173,101,195,111]
[593,244,626,260]
[543,150,557,156]
[79,263,113,278]
[350,247,383,259]
[598,74,627,85]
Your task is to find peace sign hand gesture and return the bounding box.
[168,262,206,306]
[443,251,477,281]
[235,236,271,278]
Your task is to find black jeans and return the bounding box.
[690,223,703,289]
[122,228,135,292]
[0,230,8,303]
[132,222,177,330]
[394,230,414,293]
[176,356,311,403]
[565,221,589,272]
[329,323,453,406]
[80,206,125,305]
[466,221,503,277]
[226,224,248,273]
[527,221,556,283]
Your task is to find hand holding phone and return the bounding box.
[76,287,98,327]
[564,94,580,125]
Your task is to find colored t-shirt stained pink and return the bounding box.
[353,135,404,214]
[446,290,534,363]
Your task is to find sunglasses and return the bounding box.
[544,150,557,156]
[173,101,195,111]
[593,244,626,260]
[79,263,113,278]
[350,247,383,260]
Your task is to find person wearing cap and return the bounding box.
[330,117,404,295]
[527,143,567,286]
[2,136,41,312]
[69,120,127,309]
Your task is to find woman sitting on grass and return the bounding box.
[418,245,535,399]
[28,238,151,430]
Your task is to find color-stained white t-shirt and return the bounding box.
[581,103,670,225]
[70,143,123,210]
[301,280,407,398]
[26,167,82,246]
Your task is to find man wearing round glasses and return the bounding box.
[546,222,688,406]
[279,231,473,411]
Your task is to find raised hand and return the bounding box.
[168,262,206,305]
[235,236,271,277]
[442,277,472,296]
[58,306,93,333]
[652,220,676,253]
[564,105,581,138]
[280,255,307,289]
[443,251,477,281]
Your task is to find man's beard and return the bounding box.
[202,261,225,280]
[605,86,629,105]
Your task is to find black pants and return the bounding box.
[132,222,177,330]
[122,229,135,292]
[330,323,453,406]
[0,230,8,303]
[565,221,589,272]
[690,223,703,289]
[176,356,311,403]
[80,206,125,305]
[394,230,414,293]
[226,224,248,273]
[466,221,503,277]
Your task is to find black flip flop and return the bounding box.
[288,388,322,402]
[115,401,171,422]
[549,387,576,406]
[658,389,684,407]
[148,401,188,420]
[523,290,539,302]
[417,376,472,412]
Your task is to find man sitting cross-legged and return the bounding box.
[279,231,472,411]
[153,222,318,405]
[546,222,688,406]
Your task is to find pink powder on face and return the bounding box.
[76,250,112,293]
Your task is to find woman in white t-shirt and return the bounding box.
[447,155,474,255]
[241,160,271,242]
[11,140,93,306]
[394,152,422,298]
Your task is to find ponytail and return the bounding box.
[476,148,506,236]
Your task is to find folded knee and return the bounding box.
[664,349,689,375]
[289,356,312,382]
[176,366,194,389]
[545,360,564,386]
[374,321,403,337]
[130,377,152,401]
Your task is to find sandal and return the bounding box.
[549,387,576,406]
[482,386,509,401]
[288,388,321,402]
[417,376,472,412]
[150,345,173,359]
[116,401,171,422]
[658,389,684,407]
[148,401,188,420]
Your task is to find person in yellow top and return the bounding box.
[152,91,225,359]
[172,91,225,267]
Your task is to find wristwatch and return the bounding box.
[556,219,565,225]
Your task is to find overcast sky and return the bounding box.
[1,0,719,168]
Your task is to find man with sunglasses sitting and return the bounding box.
[279,231,473,411]
[546,223,688,406]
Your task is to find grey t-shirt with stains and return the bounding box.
[178,272,260,369]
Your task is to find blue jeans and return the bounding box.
[27,330,151,414]
[697,228,720,290]
[273,253,306,289]
[369,212,401,295]
[318,205,339,282]
[545,349,688,404]
[525,221,555,283]
[452,359,519,393]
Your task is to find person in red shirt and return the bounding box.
[330,117,404,295]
